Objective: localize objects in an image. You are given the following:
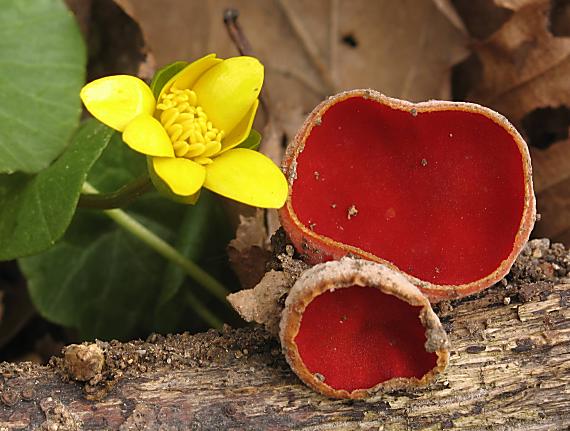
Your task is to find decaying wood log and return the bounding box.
[0,239,569,430]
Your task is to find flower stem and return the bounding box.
[223,9,271,117]
[82,182,230,304]
[184,291,223,329]
[78,175,153,209]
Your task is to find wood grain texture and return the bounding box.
[0,244,569,430]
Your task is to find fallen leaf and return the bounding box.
[87,0,155,80]
[65,0,93,36]
[467,0,570,127]
[227,210,272,289]
[451,0,514,40]
[333,0,468,101]
[114,0,469,248]
[533,174,570,243]
[530,136,570,244]
[550,0,570,37]
[432,0,468,33]
[451,0,570,246]
[531,138,570,194]
[111,0,467,136]
[228,210,268,253]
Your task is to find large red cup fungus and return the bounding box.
[279,90,535,301]
[280,258,449,399]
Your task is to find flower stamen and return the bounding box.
[156,88,225,165]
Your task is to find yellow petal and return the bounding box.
[153,157,206,196]
[123,114,174,157]
[204,148,287,208]
[80,75,155,132]
[193,57,263,135]
[219,99,259,153]
[147,158,201,204]
[158,54,222,100]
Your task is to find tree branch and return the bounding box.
[1,243,569,429]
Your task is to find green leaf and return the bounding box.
[236,129,261,150]
[19,137,235,340]
[19,210,166,340]
[19,194,232,340]
[158,191,222,305]
[151,190,237,333]
[0,120,114,260]
[87,132,147,192]
[150,61,188,99]
[0,0,86,174]
[88,134,188,229]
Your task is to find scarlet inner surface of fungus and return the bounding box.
[291,97,526,285]
[295,286,436,392]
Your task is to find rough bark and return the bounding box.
[1,240,570,430]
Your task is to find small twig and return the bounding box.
[78,175,153,209]
[223,9,253,56]
[82,182,230,307]
[276,0,337,95]
[184,290,223,329]
[223,8,271,121]
[222,8,286,238]
[329,0,339,83]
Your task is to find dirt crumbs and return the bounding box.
[53,326,279,399]
[506,238,570,302]
[64,344,104,382]
[430,239,570,318]
[267,228,309,276]
[32,238,570,400]
[39,396,82,430]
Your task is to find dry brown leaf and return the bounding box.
[111,0,467,115]
[114,0,468,246]
[80,0,155,80]
[452,0,514,40]
[551,1,570,37]
[494,0,539,9]
[530,139,570,193]
[533,174,570,243]
[65,0,93,36]
[331,0,468,101]
[455,0,570,246]
[468,0,570,125]
[227,211,272,289]
[228,210,268,253]
[530,137,570,243]
[256,121,289,236]
[432,0,468,33]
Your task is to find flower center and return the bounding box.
[156,88,225,165]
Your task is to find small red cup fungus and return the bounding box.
[280,258,449,399]
[279,90,535,301]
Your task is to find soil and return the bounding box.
[433,238,569,317]
[48,325,281,400]
[45,238,570,401]
[0,238,569,429]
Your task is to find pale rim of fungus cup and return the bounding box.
[280,258,450,399]
[279,89,536,302]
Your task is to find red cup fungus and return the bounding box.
[279,90,535,302]
[280,258,449,399]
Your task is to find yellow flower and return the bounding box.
[79,54,287,208]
